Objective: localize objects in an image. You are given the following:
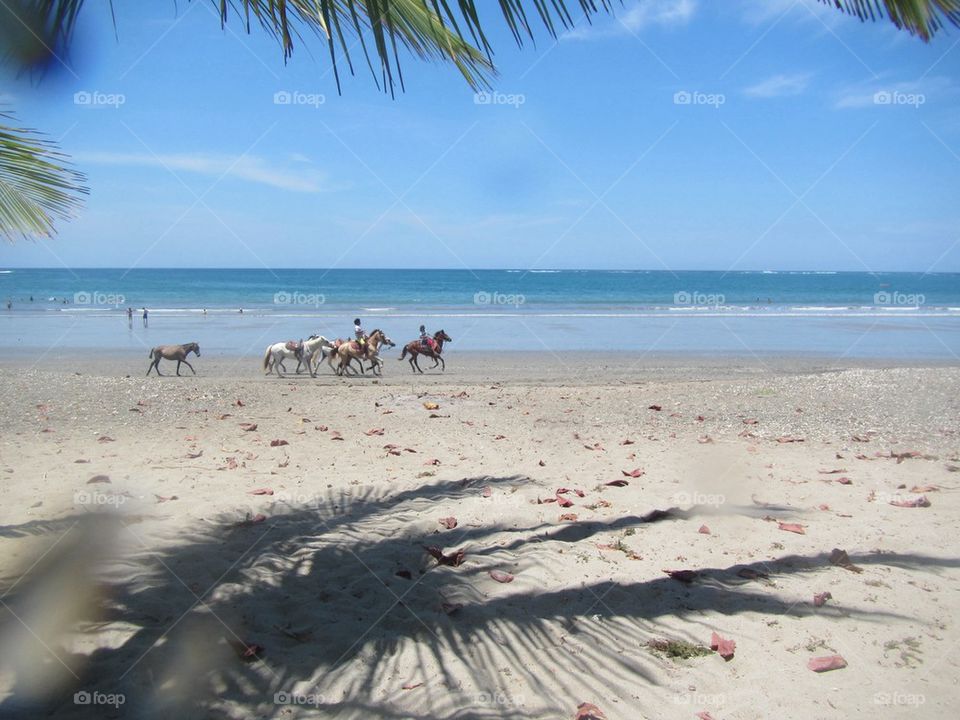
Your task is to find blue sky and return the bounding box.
[2,0,959,271]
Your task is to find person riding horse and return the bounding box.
[419,324,434,352]
[354,318,368,358]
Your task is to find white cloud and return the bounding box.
[75,151,334,192]
[564,0,696,40]
[743,73,811,98]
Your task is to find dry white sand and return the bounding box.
[0,354,958,719]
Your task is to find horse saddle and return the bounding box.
[285,340,302,353]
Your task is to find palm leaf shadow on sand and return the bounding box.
[0,474,955,719]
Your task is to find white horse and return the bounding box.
[262,340,305,377]
[297,335,337,376]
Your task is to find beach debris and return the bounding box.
[695,713,717,720]
[74,459,90,463]
[778,522,806,535]
[87,475,111,484]
[743,418,758,425]
[233,513,267,528]
[270,439,288,447]
[620,438,635,445]
[698,525,711,534]
[807,655,847,672]
[186,450,203,459]
[329,430,343,440]
[440,601,463,615]
[395,569,412,579]
[584,442,604,451]
[710,631,736,660]
[247,488,274,496]
[97,435,115,443]
[829,548,863,573]
[574,702,606,720]
[233,640,264,662]
[813,591,832,607]
[423,402,440,410]
[696,415,706,422]
[648,404,662,411]
[538,497,557,504]
[818,468,847,474]
[538,459,546,466]
[438,517,458,529]
[736,567,768,580]
[605,479,629,487]
[910,485,938,493]
[481,486,492,497]
[621,468,645,478]
[560,513,578,522]
[556,493,574,508]
[401,681,423,690]
[890,495,931,508]
[489,570,514,583]
[315,424,328,431]
[776,436,805,443]
[834,476,853,485]
[155,494,178,503]
[239,423,257,432]
[364,427,385,436]
[494,434,507,440]
[217,413,231,420]
[663,569,697,584]
[234,399,245,407]
[424,546,465,567]
[698,435,714,444]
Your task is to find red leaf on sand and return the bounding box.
[401,681,423,690]
[817,504,830,511]
[494,434,507,440]
[234,640,264,662]
[482,486,492,497]
[648,404,662,411]
[538,497,557,504]
[695,713,717,720]
[329,430,343,440]
[438,517,458,529]
[489,570,514,583]
[605,479,629,487]
[155,494,178,503]
[620,438,635,445]
[778,522,806,534]
[424,458,441,466]
[776,436,804,443]
[743,418,758,425]
[807,655,847,672]
[813,591,832,607]
[710,631,736,660]
[663,569,697,583]
[233,513,266,528]
[835,477,853,485]
[890,495,931,508]
[818,468,846,474]
[270,439,288,447]
[556,494,574,508]
[696,415,706,422]
[97,435,115,443]
[621,468,645,478]
[829,548,863,573]
[234,399,244,407]
[559,513,578,522]
[424,546,465,567]
[364,428,385,436]
[247,488,274,496]
[574,702,606,720]
[556,487,572,494]
[239,423,258,432]
[698,525,711,534]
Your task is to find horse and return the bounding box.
[147,342,200,376]
[262,340,305,377]
[399,330,452,373]
[333,329,394,376]
[295,335,337,377]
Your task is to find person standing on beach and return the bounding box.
[127,307,133,328]
[142,307,148,327]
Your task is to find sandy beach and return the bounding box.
[0,353,958,719]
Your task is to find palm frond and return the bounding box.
[0,113,88,242]
[818,0,960,41]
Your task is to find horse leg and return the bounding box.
[182,359,196,375]
[413,355,423,374]
[176,359,183,376]
[438,355,445,371]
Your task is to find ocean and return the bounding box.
[1,268,959,359]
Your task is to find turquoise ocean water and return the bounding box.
[1,268,958,359]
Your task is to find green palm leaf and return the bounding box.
[0,112,88,242]
[818,0,960,41]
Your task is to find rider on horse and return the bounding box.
[354,318,368,357]
[419,325,434,352]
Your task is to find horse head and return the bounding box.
[188,342,201,357]
[436,330,452,343]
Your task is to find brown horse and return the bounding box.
[399,330,452,373]
[334,329,393,376]
[147,342,200,376]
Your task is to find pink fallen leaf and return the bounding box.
[813,591,832,607]
[559,513,578,522]
[890,495,931,508]
[329,430,343,440]
[620,438,635,445]
[698,525,711,534]
[438,517,458,529]
[155,494,179,503]
[364,428,385,436]
[710,631,736,660]
[97,435,115,443]
[663,569,697,583]
[481,486,492,497]
[247,488,274,496]
[695,713,717,720]
[489,570,514,583]
[270,439,289,447]
[835,477,853,485]
[574,702,606,720]
[556,494,574,508]
[401,681,423,690]
[778,522,806,534]
[605,479,629,487]
[239,423,257,432]
[424,458,441,466]
[807,654,847,672]
[742,418,758,425]
[621,468,644,478]
[829,548,863,573]
[424,546,465,567]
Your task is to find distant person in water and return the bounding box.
[239,307,243,314]
[142,308,148,327]
[5,300,10,310]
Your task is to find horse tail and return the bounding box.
[399,346,407,361]
[262,346,271,371]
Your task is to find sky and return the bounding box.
[1,0,959,272]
